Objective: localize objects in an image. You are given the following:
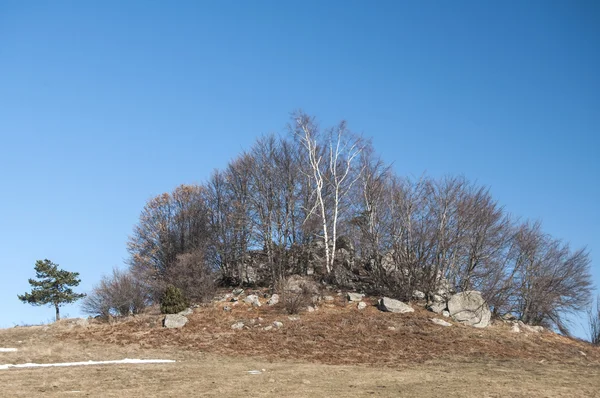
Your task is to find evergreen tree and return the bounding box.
[18,259,86,321]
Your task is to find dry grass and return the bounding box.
[1,293,600,397]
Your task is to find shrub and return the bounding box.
[588,295,600,346]
[160,285,188,314]
[276,276,318,314]
[81,268,149,319]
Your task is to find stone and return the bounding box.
[412,290,426,300]
[447,291,491,328]
[430,318,452,327]
[511,323,521,333]
[267,294,279,306]
[347,292,365,302]
[357,302,367,310]
[231,322,245,330]
[518,321,544,333]
[306,306,315,312]
[432,294,444,303]
[264,325,273,331]
[387,326,396,331]
[501,313,517,321]
[223,306,232,312]
[244,295,262,307]
[283,275,320,295]
[378,297,414,314]
[272,321,283,329]
[232,288,244,296]
[163,314,188,329]
[178,308,193,316]
[323,296,335,303]
[427,302,446,314]
[442,310,450,318]
[288,316,300,321]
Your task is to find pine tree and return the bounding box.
[18,259,86,321]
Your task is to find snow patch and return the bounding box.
[0,358,175,370]
[0,348,18,352]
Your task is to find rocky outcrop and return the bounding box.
[377,297,414,314]
[447,291,491,328]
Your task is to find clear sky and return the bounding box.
[1,1,598,336]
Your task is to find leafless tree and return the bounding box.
[587,295,600,345]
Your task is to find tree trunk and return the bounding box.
[55,303,60,321]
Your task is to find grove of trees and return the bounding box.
[86,112,593,334]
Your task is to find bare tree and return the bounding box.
[292,111,364,275]
[587,295,600,345]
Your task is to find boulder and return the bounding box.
[430,318,452,327]
[244,295,261,307]
[357,302,367,310]
[412,290,426,300]
[163,314,188,329]
[378,297,414,314]
[511,323,521,333]
[447,291,491,328]
[323,296,335,303]
[347,292,365,302]
[267,294,279,306]
[306,306,316,312]
[283,275,320,295]
[427,302,446,314]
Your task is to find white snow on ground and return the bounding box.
[0,348,18,352]
[0,358,175,370]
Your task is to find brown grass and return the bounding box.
[1,293,599,397]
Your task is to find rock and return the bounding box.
[178,308,193,316]
[518,321,544,333]
[430,318,452,327]
[387,326,396,331]
[323,296,335,303]
[442,310,450,318]
[264,325,273,331]
[232,288,244,296]
[447,291,491,328]
[357,302,367,310]
[511,323,521,333]
[288,316,300,321]
[267,294,279,306]
[378,297,414,314]
[412,290,426,300]
[427,302,446,314]
[244,295,262,307]
[223,306,232,312]
[257,317,264,323]
[306,306,315,312]
[347,292,365,302]
[163,314,188,329]
[272,321,283,329]
[231,322,245,330]
[432,294,444,303]
[283,275,320,295]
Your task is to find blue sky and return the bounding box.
[0,1,598,336]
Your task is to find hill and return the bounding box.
[1,290,599,397]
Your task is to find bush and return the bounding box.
[276,276,318,314]
[160,285,188,314]
[166,251,216,303]
[81,268,149,319]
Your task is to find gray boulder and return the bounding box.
[267,294,279,306]
[427,302,446,314]
[163,314,188,329]
[447,291,491,328]
[378,297,414,314]
[347,292,365,302]
[244,294,262,307]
